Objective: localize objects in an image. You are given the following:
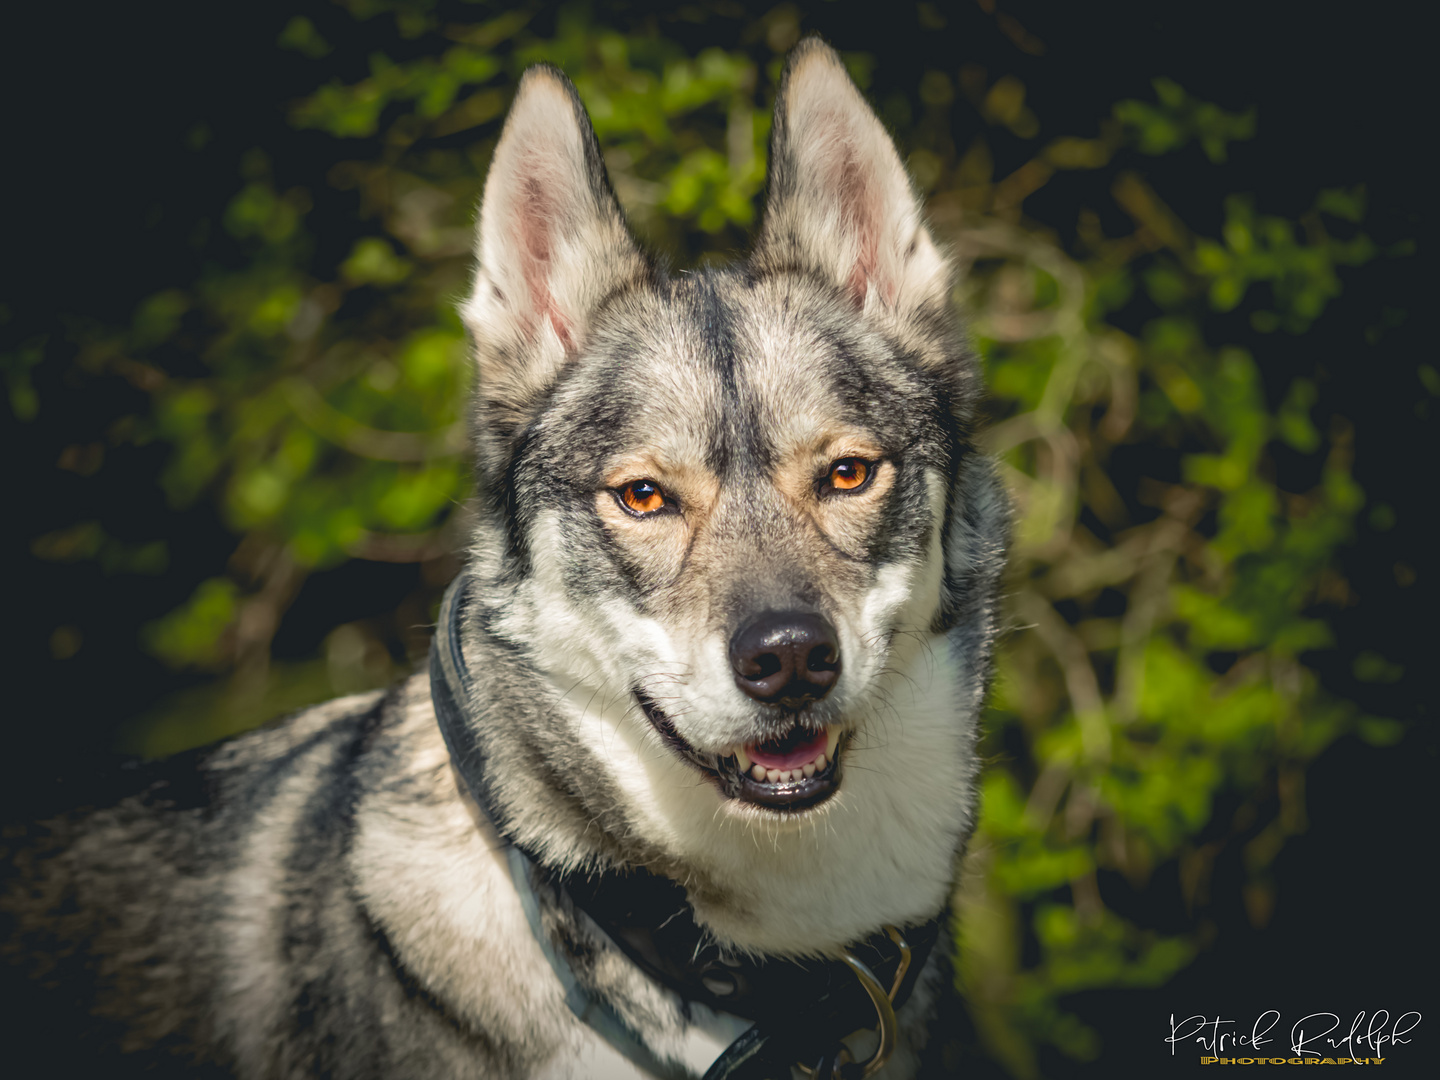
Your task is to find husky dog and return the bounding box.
[2,38,1006,1080]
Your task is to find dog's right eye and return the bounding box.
[618,479,669,516]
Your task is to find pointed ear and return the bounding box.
[461,65,644,420]
[754,39,950,317]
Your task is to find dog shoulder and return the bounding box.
[0,689,388,1069]
[2,676,590,1076]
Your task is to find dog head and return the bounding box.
[460,40,1006,951]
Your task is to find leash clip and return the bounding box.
[799,926,911,1079]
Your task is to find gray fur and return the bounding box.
[3,39,1007,1079]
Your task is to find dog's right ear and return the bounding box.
[461,66,644,434]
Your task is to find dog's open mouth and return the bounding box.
[636,692,843,811]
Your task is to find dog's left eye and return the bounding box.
[822,458,873,495]
[618,479,669,516]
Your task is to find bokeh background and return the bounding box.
[2,1,1432,1075]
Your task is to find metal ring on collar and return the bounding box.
[840,950,898,1078]
[797,933,904,1079]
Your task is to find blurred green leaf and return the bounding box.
[1114,78,1255,162]
[143,577,239,668]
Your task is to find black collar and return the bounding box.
[429,573,939,1079]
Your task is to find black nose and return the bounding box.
[729,611,841,708]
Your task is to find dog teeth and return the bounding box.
[740,728,841,786]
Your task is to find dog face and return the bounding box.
[494,270,963,806]
[460,41,1005,950]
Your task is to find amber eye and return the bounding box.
[826,458,871,493]
[619,479,668,515]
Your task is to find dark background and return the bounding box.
[2,1,1432,1074]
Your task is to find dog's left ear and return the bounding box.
[754,39,950,317]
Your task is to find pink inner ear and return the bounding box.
[830,135,882,309]
[513,175,575,351]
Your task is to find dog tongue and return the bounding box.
[746,728,828,771]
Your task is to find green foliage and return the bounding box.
[144,577,240,668]
[1113,77,1255,162]
[24,4,1409,1074]
[2,334,45,421]
[1194,191,1377,332]
[31,521,169,577]
[945,63,1398,1078]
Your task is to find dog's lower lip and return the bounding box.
[634,691,842,811]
